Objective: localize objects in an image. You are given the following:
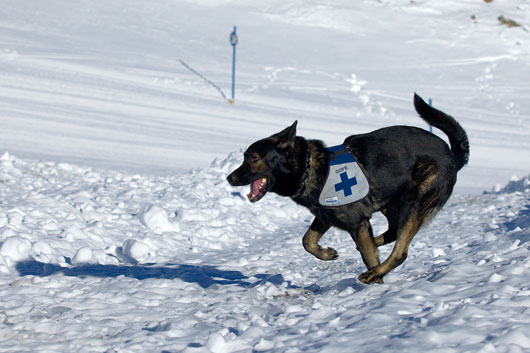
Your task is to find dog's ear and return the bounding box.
[274,120,297,150]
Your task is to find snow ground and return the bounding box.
[0,0,529,352]
[0,153,529,352]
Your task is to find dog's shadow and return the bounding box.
[15,260,312,290]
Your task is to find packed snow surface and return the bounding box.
[0,0,529,352]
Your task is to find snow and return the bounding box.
[1,0,529,193]
[71,247,94,265]
[0,237,31,264]
[122,239,151,263]
[0,0,529,352]
[1,152,529,352]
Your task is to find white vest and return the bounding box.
[319,145,369,206]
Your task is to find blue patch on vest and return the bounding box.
[335,172,358,197]
[318,144,369,206]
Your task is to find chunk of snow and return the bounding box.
[71,247,94,265]
[488,273,506,283]
[138,205,180,234]
[433,248,446,257]
[206,333,228,353]
[0,236,31,263]
[122,239,150,262]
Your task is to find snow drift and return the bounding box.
[0,153,529,352]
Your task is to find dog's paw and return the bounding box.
[358,270,384,284]
[319,247,338,261]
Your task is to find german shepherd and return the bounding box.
[227,94,469,284]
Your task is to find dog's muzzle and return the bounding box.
[227,172,269,203]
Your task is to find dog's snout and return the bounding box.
[227,167,250,186]
[226,170,240,186]
[226,172,235,185]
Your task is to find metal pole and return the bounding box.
[429,98,433,133]
[230,26,237,104]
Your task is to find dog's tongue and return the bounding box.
[247,179,262,199]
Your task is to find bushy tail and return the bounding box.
[414,93,470,170]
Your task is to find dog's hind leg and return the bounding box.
[374,207,397,247]
[349,220,382,283]
[374,229,396,247]
[374,208,398,247]
[302,217,338,261]
[358,206,422,284]
[359,159,447,284]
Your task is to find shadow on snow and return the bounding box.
[15,260,306,290]
[504,201,530,246]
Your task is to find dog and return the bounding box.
[227,94,469,284]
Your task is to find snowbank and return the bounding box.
[494,175,530,194]
[0,152,529,352]
[0,152,305,269]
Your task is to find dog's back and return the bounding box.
[345,94,469,204]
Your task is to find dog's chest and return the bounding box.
[318,145,369,206]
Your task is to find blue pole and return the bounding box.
[428,98,433,133]
[230,26,237,103]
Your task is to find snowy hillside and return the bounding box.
[0,153,529,352]
[0,0,529,192]
[0,0,529,352]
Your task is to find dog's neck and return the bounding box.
[290,143,312,198]
[291,139,329,203]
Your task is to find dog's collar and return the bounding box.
[291,147,312,199]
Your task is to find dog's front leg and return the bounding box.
[349,220,383,284]
[302,217,338,260]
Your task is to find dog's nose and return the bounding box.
[226,173,235,185]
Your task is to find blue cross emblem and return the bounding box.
[334,172,358,197]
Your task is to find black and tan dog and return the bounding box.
[227,94,469,284]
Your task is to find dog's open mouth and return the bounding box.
[247,178,268,202]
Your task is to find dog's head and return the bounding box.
[226,121,298,202]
